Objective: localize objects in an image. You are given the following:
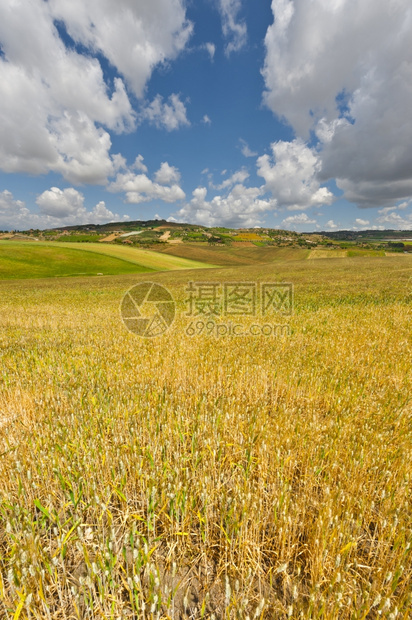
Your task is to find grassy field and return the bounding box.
[0,242,153,279]
[347,249,386,258]
[0,242,216,280]
[50,242,217,271]
[1,255,412,618]
[308,249,348,259]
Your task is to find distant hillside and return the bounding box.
[3,220,412,254]
[307,229,412,241]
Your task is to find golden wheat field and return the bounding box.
[1,256,412,619]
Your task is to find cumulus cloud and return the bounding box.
[257,139,334,210]
[281,213,316,229]
[262,0,412,209]
[376,209,412,230]
[0,0,191,183]
[217,0,247,55]
[48,0,192,99]
[171,184,277,228]
[108,160,185,204]
[131,155,149,173]
[202,115,212,125]
[36,187,127,224]
[154,162,181,185]
[0,190,31,230]
[37,187,85,219]
[212,168,250,191]
[140,94,190,131]
[355,218,370,227]
[0,188,127,230]
[325,220,338,230]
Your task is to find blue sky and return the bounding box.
[1,0,412,231]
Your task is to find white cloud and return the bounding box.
[355,218,369,227]
[202,115,212,125]
[36,187,127,224]
[202,43,216,60]
[217,0,247,56]
[109,159,185,204]
[281,213,316,229]
[48,0,192,99]
[0,188,126,230]
[325,219,338,230]
[0,0,191,183]
[92,201,125,223]
[376,210,412,230]
[172,184,277,228]
[140,94,190,131]
[49,112,115,185]
[154,162,181,185]
[37,187,85,219]
[132,155,148,173]
[213,168,250,190]
[262,0,412,209]
[378,207,397,215]
[0,190,30,230]
[240,139,257,158]
[257,139,334,210]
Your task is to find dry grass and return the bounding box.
[155,245,309,266]
[308,250,348,259]
[234,234,264,241]
[0,256,412,618]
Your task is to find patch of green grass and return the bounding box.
[0,241,154,280]
[59,234,104,242]
[50,241,217,270]
[347,249,385,257]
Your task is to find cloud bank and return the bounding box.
[262,0,412,209]
[0,188,127,230]
[0,0,191,184]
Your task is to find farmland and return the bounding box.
[0,242,154,280]
[0,242,216,280]
[0,251,412,618]
[47,242,216,271]
[155,244,310,266]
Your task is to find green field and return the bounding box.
[347,248,386,257]
[1,253,412,618]
[48,241,217,271]
[0,241,154,279]
[0,241,216,280]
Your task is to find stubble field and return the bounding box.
[0,255,412,619]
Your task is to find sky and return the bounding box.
[0,0,412,232]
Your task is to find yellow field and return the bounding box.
[308,249,348,259]
[1,255,412,618]
[234,233,264,241]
